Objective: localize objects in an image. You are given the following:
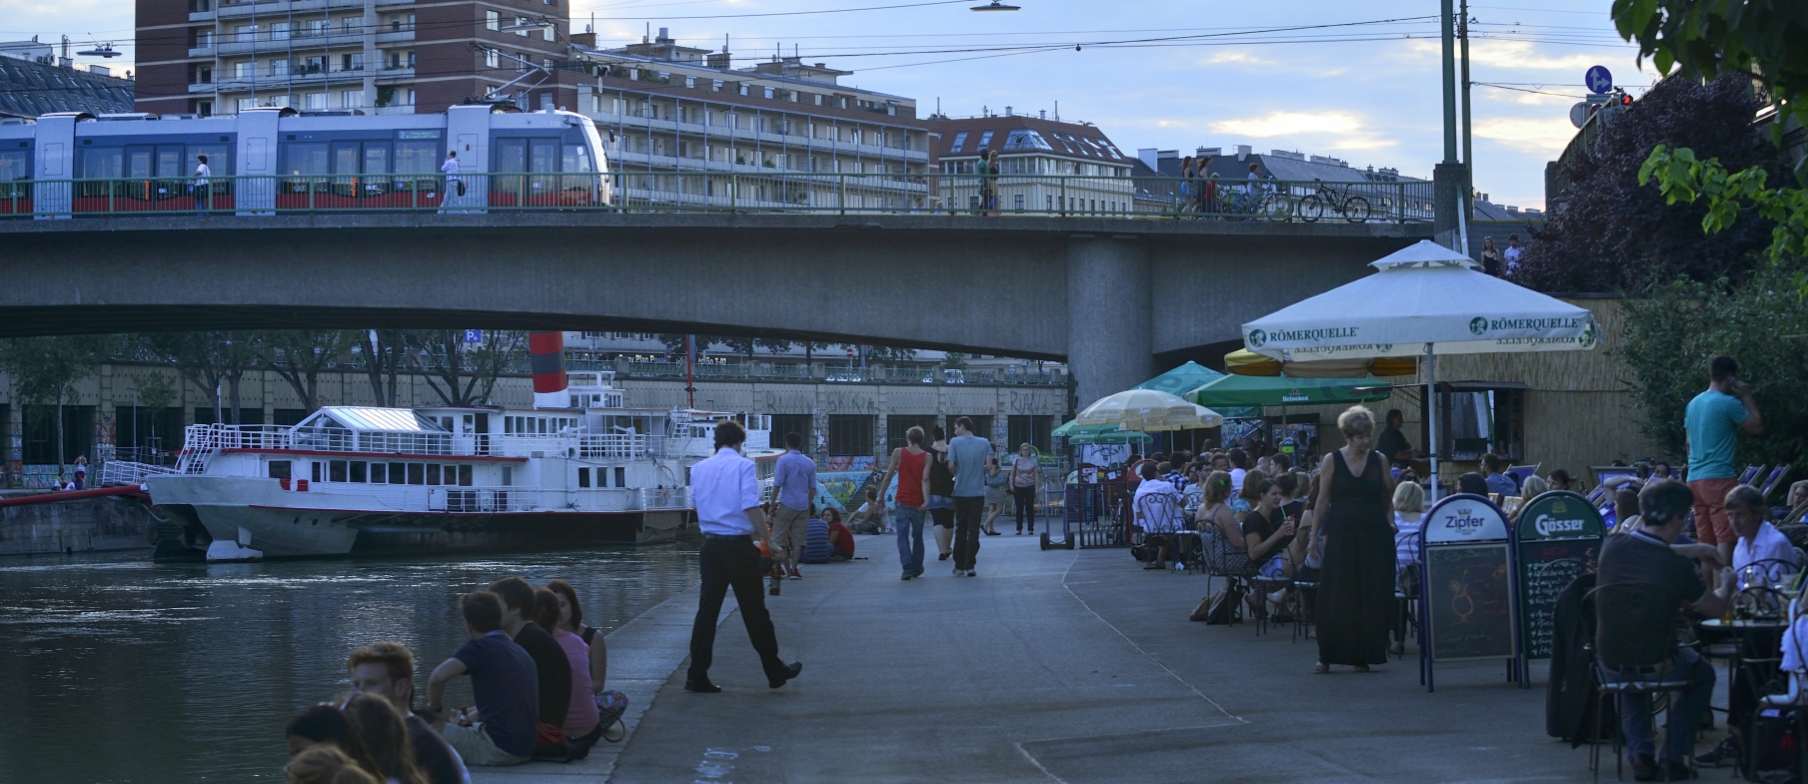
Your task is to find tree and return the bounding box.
[1617,265,1808,472]
[1640,147,1808,295]
[355,330,408,407]
[0,336,109,470]
[940,351,969,370]
[1513,75,1789,294]
[411,329,528,407]
[125,371,179,452]
[1611,0,1808,169]
[863,344,918,363]
[259,329,353,414]
[141,332,257,423]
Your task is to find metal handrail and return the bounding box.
[1,173,1433,223]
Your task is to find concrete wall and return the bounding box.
[0,496,152,556]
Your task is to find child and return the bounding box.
[849,487,887,535]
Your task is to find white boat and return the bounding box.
[103,371,777,560]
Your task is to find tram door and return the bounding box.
[122,145,185,202]
[330,142,359,197]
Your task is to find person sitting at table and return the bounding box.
[1596,479,1734,782]
[1547,468,1576,493]
[1610,486,1641,533]
[1457,472,1490,497]
[1196,470,1261,578]
[1242,478,1298,619]
[1727,484,1798,578]
[1509,475,1548,524]
[1133,462,1183,569]
[1231,469,1269,521]
[1482,454,1518,496]
[1392,481,1425,573]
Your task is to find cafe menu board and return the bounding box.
[1512,491,1606,661]
[1420,493,1515,666]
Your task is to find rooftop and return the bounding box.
[0,54,134,120]
[928,113,1128,162]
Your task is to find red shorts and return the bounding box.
[1688,477,1740,547]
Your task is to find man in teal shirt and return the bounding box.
[1685,355,1764,568]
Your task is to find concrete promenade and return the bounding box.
[476,535,1676,783]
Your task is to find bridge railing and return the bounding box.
[1,173,1434,223]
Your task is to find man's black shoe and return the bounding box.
[684,679,722,693]
[768,661,803,689]
[1630,755,1659,782]
[1661,761,1696,780]
[1697,736,1739,768]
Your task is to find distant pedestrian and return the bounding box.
[1204,173,1221,216]
[1311,406,1396,673]
[975,148,995,216]
[73,455,87,490]
[1010,443,1039,534]
[771,432,816,580]
[926,426,956,561]
[441,151,461,197]
[683,420,802,693]
[987,153,1001,215]
[1686,355,1764,569]
[982,456,1007,535]
[193,155,211,215]
[1479,236,1502,277]
[871,426,929,579]
[1193,155,1213,213]
[1503,233,1524,276]
[947,417,992,577]
[1178,155,1195,216]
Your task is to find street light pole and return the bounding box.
[1440,0,1458,165]
[127,385,138,455]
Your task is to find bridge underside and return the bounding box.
[1,213,1429,407]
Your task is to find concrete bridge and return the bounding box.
[0,213,1431,408]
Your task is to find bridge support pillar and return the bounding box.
[1066,235,1153,414]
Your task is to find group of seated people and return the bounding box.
[281,577,631,783]
[801,506,857,564]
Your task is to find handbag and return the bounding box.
[1194,585,1245,624]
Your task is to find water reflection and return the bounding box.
[0,546,699,783]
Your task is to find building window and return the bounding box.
[341,89,360,108]
[484,49,498,68]
[236,61,256,78]
[268,58,287,76]
[515,18,529,36]
[304,92,328,110]
[195,30,214,47]
[1014,194,1024,211]
[827,415,874,457]
[197,100,212,117]
[486,11,499,31]
[542,25,554,41]
[516,52,528,72]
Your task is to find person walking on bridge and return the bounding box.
[872,426,929,580]
[685,420,802,693]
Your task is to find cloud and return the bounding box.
[1210,111,1364,137]
[1202,50,1275,67]
[1472,115,1580,154]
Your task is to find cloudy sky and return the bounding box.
[6,0,1657,208]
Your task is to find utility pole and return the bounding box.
[1433,0,1465,252]
[1458,0,1473,256]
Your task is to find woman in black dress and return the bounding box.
[1310,406,1396,673]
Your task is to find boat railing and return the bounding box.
[423,486,538,514]
[486,433,660,460]
[640,485,690,510]
[99,460,178,487]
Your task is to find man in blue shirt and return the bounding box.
[1481,454,1518,496]
[426,591,539,766]
[1686,355,1764,569]
[946,417,993,577]
[771,431,817,579]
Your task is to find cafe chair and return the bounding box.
[1249,556,1294,638]
[1198,523,1252,623]
[1133,493,1185,571]
[1750,598,1807,778]
[1758,466,1790,501]
[1588,582,1698,782]
[1739,465,1766,487]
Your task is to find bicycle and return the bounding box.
[1298,179,1372,223]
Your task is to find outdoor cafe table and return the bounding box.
[1697,616,1790,730]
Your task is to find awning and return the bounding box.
[1138,362,1259,418]
[1224,349,1417,378]
[1052,420,1154,444]
[1183,374,1395,408]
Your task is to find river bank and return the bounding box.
[0,493,152,556]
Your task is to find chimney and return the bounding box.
[1039,109,1046,119]
[529,332,569,409]
[1137,147,1158,171]
[569,32,596,47]
[658,27,669,41]
[1236,144,1251,160]
[1196,146,1220,158]
[1005,106,1012,116]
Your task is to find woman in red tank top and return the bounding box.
[874,426,930,579]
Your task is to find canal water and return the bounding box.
[0,545,700,783]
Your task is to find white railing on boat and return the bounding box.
[180,423,683,461]
[99,460,178,486]
[640,486,689,510]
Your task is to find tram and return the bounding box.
[0,104,611,216]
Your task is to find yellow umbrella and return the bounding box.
[1224,349,1417,378]
[1076,388,1223,432]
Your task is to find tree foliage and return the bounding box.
[1641,145,1808,295]
[413,329,527,407]
[139,332,257,423]
[1611,0,1808,172]
[1513,75,1789,294]
[1618,265,1808,472]
[259,329,354,413]
[0,336,110,467]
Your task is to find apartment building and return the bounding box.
[133,0,578,117]
[928,110,1136,215]
[571,29,932,210]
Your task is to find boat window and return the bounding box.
[577,467,590,488]
[267,460,291,480]
[312,462,322,482]
[458,464,473,486]
[369,462,387,483]
[350,461,367,482]
[598,467,609,488]
[501,466,513,486]
[615,466,626,487]
[407,463,425,485]
[388,462,405,484]
[426,464,441,485]
[329,460,347,482]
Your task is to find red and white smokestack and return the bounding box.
[528,331,567,409]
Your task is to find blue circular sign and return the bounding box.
[1585,65,1613,94]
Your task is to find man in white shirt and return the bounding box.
[1503,233,1525,275]
[440,151,461,196]
[1227,448,1250,494]
[1132,463,1182,569]
[1728,484,1798,577]
[684,421,802,693]
[193,154,212,215]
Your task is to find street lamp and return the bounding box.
[499,18,552,31]
[126,385,138,455]
[77,43,121,58]
[971,1,1021,9]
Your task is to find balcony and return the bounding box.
[189,9,217,21]
[188,44,216,58]
[375,29,413,45]
[374,66,414,81]
[188,81,218,94]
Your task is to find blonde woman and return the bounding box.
[1310,405,1396,674]
[1511,474,1548,524]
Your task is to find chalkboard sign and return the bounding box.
[1512,491,1605,662]
[1419,493,1515,691]
[1425,544,1516,661]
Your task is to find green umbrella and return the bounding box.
[1137,362,1261,418]
[1051,420,1153,444]
[1183,374,1394,408]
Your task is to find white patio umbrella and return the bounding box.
[1240,240,1598,497]
[1076,388,1224,432]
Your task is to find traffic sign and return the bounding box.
[1569,103,1589,128]
[463,329,483,343]
[1585,65,1612,94]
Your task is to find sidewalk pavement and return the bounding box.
[480,535,1723,783]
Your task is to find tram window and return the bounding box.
[577,468,590,488]
[0,149,28,181]
[191,145,230,176]
[369,462,387,483]
[562,144,593,173]
[426,464,441,485]
[529,139,558,172]
[126,147,153,178]
[331,142,359,176]
[267,460,291,480]
[156,146,184,178]
[396,140,437,188]
[329,460,347,482]
[407,463,424,485]
[350,461,367,482]
[81,148,123,179]
[494,138,525,175]
[458,464,472,486]
[615,466,626,487]
[284,143,329,175]
[388,462,406,484]
[363,142,390,174]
